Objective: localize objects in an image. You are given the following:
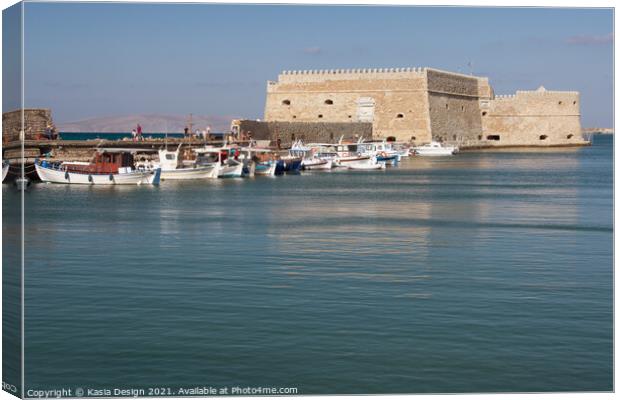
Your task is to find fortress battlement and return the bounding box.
[276,67,427,83]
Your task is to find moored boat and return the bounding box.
[413,141,458,156]
[346,157,386,170]
[290,140,334,171]
[275,157,303,175]
[242,147,278,176]
[254,161,277,176]
[35,150,161,185]
[194,147,243,178]
[2,160,9,182]
[158,145,218,180]
[302,158,333,170]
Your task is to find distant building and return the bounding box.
[263,67,586,147]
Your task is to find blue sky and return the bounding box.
[5,3,614,126]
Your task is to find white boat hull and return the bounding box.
[334,156,371,168]
[254,162,277,176]
[2,163,9,182]
[218,163,243,178]
[413,142,458,156]
[414,148,456,156]
[303,159,333,170]
[347,158,386,170]
[160,165,217,180]
[35,163,161,185]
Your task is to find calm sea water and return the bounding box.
[3,136,613,394]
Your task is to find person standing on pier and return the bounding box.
[131,129,137,142]
[137,124,143,141]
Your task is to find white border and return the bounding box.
[0,2,616,400]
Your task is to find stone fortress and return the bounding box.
[261,67,587,147]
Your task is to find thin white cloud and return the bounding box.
[303,46,322,55]
[566,33,613,45]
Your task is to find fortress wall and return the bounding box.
[263,67,586,148]
[264,69,431,142]
[237,120,373,148]
[477,77,494,100]
[426,69,483,143]
[481,90,584,146]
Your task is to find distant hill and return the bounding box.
[583,128,613,135]
[57,114,239,133]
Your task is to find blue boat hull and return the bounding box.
[275,159,303,175]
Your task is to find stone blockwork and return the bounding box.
[264,67,586,147]
[479,87,584,146]
[237,120,373,148]
[265,68,431,142]
[426,69,483,144]
[2,109,55,143]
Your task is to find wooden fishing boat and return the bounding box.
[35,150,161,185]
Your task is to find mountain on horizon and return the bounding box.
[57,114,240,133]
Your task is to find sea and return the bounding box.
[59,132,217,141]
[2,135,613,395]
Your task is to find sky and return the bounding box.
[3,2,614,127]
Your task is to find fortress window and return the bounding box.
[567,134,574,139]
[573,101,577,105]
[558,101,563,105]
[487,135,500,141]
[330,132,334,140]
[318,114,323,118]
[396,113,404,118]
[445,104,449,109]
[478,135,483,140]
[282,100,291,105]
[291,133,296,141]
[482,111,487,116]
[348,115,352,119]
[539,135,548,140]
[324,99,334,105]
[461,106,465,111]
[292,115,297,119]
[453,135,457,140]
[411,136,417,141]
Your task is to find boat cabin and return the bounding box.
[65,150,135,174]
